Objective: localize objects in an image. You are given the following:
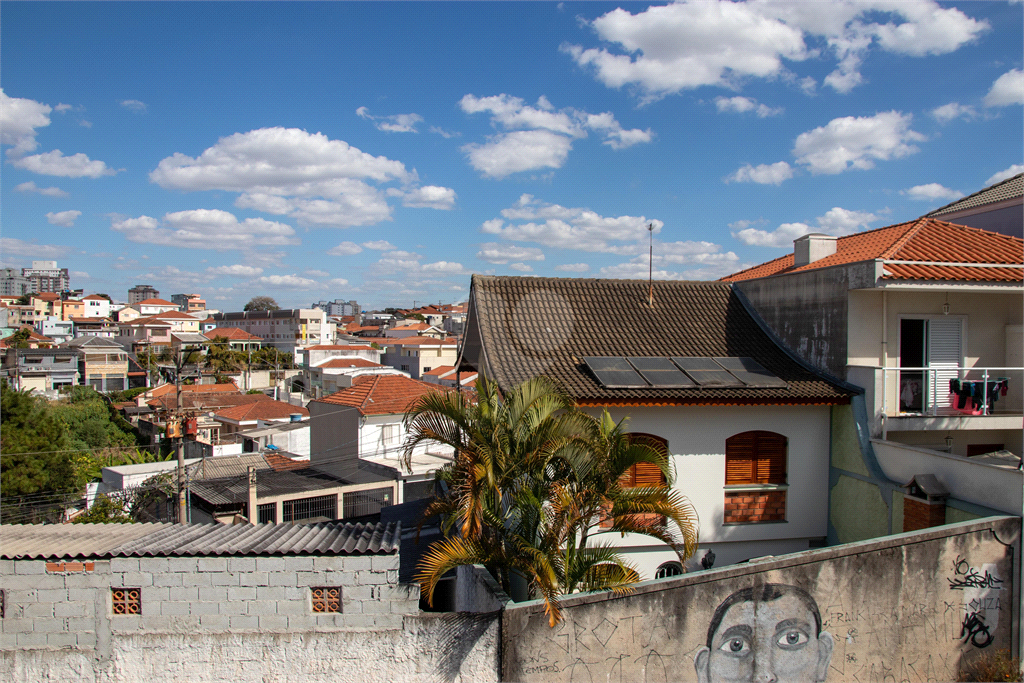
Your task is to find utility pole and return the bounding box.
[175,348,186,525]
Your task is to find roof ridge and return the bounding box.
[879,218,927,259]
[927,172,1023,216]
[361,374,383,409]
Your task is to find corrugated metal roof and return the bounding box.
[1,521,399,559]
[188,468,353,506]
[0,523,171,560]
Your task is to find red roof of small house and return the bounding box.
[136,298,178,306]
[318,358,383,369]
[722,218,1023,283]
[423,365,456,377]
[69,316,114,324]
[32,292,61,301]
[147,382,240,399]
[82,294,109,301]
[123,315,173,327]
[0,328,53,347]
[378,336,457,346]
[314,375,448,416]
[215,400,309,424]
[150,310,200,320]
[204,327,263,341]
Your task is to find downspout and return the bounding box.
[881,289,888,440]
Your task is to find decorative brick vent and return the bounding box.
[311,587,342,613]
[724,491,786,524]
[1,588,5,618]
[112,588,141,615]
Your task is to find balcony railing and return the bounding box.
[880,365,1023,417]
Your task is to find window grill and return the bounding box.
[258,502,277,524]
[112,588,141,615]
[655,562,683,579]
[343,487,393,518]
[283,494,337,523]
[311,587,342,613]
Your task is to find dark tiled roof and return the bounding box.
[464,275,854,405]
[927,173,1023,217]
[0,521,399,559]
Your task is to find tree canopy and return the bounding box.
[244,295,280,312]
[403,374,699,626]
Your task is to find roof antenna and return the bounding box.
[648,222,654,307]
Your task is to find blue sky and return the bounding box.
[2,1,1021,311]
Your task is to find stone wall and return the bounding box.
[503,516,1020,682]
[0,552,498,682]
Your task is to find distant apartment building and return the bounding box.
[0,267,33,296]
[128,284,160,305]
[312,298,360,317]
[22,260,70,293]
[171,293,207,313]
[212,308,336,355]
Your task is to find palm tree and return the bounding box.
[403,374,700,626]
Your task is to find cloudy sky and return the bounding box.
[2,1,1021,310]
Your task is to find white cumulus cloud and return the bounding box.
[356,107,424,133]
[1,89,51,157]
[476,242,545,264]
[0,237,70,258]
[984,69,1024,107]
[793,111,925,174]
[733,206,877,247]
[460,94,651,177]
[15,181,68,197]
[902,183,964,201]
[396,185,457,210]
[11,150,116,178]
[254,274,318,289]
[111,209,298,250]
[149,127,454,227]
[931,102,977,123]
[121,99,147,112]
[206,264,264,277]
[714,96,783,117]
[508,263,533,273]
[564,1,987,99]
[555,263,590,273]
[327,241,363,256]
[46,210,81,227]
[986,165,1024,185]
[361,240,396,250]
[727,162,794,185]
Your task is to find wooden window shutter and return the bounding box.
[726,431,786,485]
[633,462,667,486]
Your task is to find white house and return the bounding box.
[456,275,855,579]
[307,375,456,503]
[81,294,112,319]
[135,298,181,316]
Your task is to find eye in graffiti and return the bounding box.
[777,629,810,649]
[719,636,750,655]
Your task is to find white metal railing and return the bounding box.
[880,366,1023,417]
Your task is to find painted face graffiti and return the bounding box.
[695,584,834,683]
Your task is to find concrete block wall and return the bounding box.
[0,552,417,652]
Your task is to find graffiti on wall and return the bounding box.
[504,541,1014,683]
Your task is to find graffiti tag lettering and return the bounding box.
[960,612,993,649]
[949,555,1003,590]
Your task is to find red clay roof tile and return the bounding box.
[313,375,449,415]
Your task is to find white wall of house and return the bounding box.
[582,404,832,580]
[381,344,458,379]
[357,413,450,462]
[83,297,111,318]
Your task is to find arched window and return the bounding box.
[725,431,787,485]
[655,561,683,579]
[602,433,669,528]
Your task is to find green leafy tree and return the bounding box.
[73,494,132,524]
[244,296,279,312]
[15,294,31,305]
[5,328,33,348]
[404,374,699,625]
[0,380,77,495]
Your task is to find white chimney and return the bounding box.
[793,233,837,267]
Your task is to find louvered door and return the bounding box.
[927,318,962,414]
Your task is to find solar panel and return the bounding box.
[671,357,745,387]
[713,357,788,388]
[627,357,696,388]
[583,356,648,388]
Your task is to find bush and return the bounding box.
[960,650,1022,682]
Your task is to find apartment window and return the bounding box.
[283,494,337,523]
[382,424,399,446]
[112,588,141,615]
[311,587,342,613]
[258,502,277,524]
[422,367,431,374]
[401,364,410,372]
[724,431,787,524]
[601,433,668,528]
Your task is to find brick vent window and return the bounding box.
[112,588,141,615]
[311,587,342,613]
[1,588,5,618]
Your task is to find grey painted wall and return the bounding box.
[502,516,1020,682]
[308,400,360,480]
[734,262,876,380]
